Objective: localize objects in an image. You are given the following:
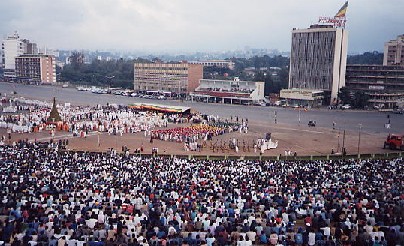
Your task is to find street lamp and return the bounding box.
[299,82,306,107]
[298,108,301,126]
[274,110,277,124]
[342,129,346,156]
[337,128,340,152]
[357,124,362,155]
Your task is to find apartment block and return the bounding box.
[345,64,404,109]
[1,32,38,80]
[383,34,404,66]
[134,62,203,94]
[15,55,56,84]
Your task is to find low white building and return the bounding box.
[189,60,235,70]
[280,88,324,107]
[190,78,265,105]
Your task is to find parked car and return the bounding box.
[157,95,166,100]
[393,108,403,114]
[308,120,316,127]
[341,104,351,110]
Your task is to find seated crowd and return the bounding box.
[0,141,403,246]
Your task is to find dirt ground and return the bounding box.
[0,119,397,157]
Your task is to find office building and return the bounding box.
[190,77,265,105]
[134,62,203,95]
[15,54,56,84]
[345,65,404,109]
[287,25,348,105]
[383,34,404,66]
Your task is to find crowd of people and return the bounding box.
[150,116,246,152]
[0,99,184,137]
[1,99,246,143]
[0,140,403,246]
[151,124,223,143]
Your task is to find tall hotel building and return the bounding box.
[383,34,404,66]
[134,62,203,94]
[288,25,348,105]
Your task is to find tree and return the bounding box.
[203,66,233,80]
[60,57,143,88]
[352,91,369,109]
[69,52,85,70]
[338,87,352,105]
[347,51,383,65]
[338,87,369,109]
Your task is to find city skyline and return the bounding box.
[1,0,403,54]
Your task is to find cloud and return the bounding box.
[1,0,403,53]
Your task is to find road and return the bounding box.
[1,82,403,135]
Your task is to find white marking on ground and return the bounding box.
[274,126,324,134]
[32,132,98,142]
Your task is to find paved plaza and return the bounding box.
[0,118,394,157]
[0,82,402,157]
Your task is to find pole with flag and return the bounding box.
[335,1,348,18]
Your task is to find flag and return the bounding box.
[335,1,348,18]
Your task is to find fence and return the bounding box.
[65,149,403,161]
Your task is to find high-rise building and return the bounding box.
[1,31,37,80]
[15,54,56,84]
[288,25,348,105]
[383,34,404,66]
[134,62,203,95]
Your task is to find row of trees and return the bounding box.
[347,51,383,65]
[203,55,290,95]
[60,52,146,88]
[59,53,291,95]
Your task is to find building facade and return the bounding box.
[134,62,203,94]
[189,78,265,105]
[1,32,39,80]
[383,34,404,66]
[345,65,404,109]
[289,25,348,105]
[189,60,235,70]
[15,55,56,84]
[280,89,324,108]
[2,32,27,79]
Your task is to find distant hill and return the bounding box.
[347,51,383,65]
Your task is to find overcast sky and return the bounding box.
[1,0,403,54]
